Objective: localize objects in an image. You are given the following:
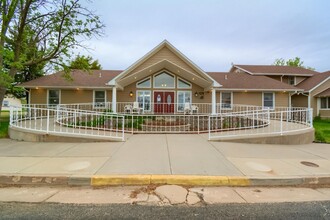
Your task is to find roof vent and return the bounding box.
[225,75,228,80]
[99,72,102,78]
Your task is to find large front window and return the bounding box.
[154,72,175,88]
[137,90,151,111]
[221,92,232,109]
[48,90,60,106]
[177,91,191,112]
[321,97,330,109]
[94,90,106,108]
[263,92,275,109]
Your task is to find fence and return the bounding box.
[208,108,313,140]
[12,104,313,141]
[54,103,264,114]
[10,105,125,141]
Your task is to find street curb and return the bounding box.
[90,175,330,187]
[1,174,330,187]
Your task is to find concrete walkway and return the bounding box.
[0,135,330,186]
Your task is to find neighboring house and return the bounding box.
[2,95,22,111]
[18,40,330,118]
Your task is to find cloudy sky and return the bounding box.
[81,0,330,72]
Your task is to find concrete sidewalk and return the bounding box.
[0,134,330,186]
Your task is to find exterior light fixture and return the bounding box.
[129,91,133,97]
[195,92,198,97]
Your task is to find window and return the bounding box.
[177,78,191,89]
[137,77,151,88]
[137,90,151,111]
[288,76,295,85]
[263,92,275,109]
[177,91,191,112]
[154,71,175,88]
[321,97,330,109]
[94,90,106,108]
[221,92,232,109]
[48,90,60,106]
[2,100,9,107]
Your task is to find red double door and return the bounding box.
[153,91,175,114]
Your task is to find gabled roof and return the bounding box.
[207,71,302,91]
[296,71,330,92]
[18,70,122,88]
[108,40,221,89]
[315,88,330,97]
[232,65,318,76]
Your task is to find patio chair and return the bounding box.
[191,105,199,114]
[124,104,133,114]
[184,102,191,114]
[132,101,143,114]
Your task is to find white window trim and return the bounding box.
[288,76,296,85]
[153,71,176,89]
[93,90,107,109]
[47,89,61,106]
[136,77,151,88]
[136,90,152,112]
[262,92,275,110]
[320,97,330,110]
[177,90,192,112]
[220,92,233,110]
[177,77,192,89]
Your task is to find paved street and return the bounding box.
[1,201,330,220]
[0,135,330,177]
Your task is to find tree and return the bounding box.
[69,55,102,70]
[0,0,105,110]
[273,57,315,70]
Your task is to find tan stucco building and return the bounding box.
[19,40,330,117]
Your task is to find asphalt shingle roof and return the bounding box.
[19,70,122,88]
[207,72,300,91]
[296,71,330,91]
[235,65,319,76]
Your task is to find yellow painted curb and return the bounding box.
[227,176,251,186]
[92,175,151,186]
[150,175,229,186]
[91,175,244,186]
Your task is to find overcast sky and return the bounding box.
[80,0,330,72]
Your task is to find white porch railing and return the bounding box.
[51,102,264,115]
[208,108,313,140]
[10,105,125,141]
[12,104,313,141]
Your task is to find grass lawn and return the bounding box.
[313,117,330,143]
[0,111,9,138]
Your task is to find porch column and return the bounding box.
[307,93,311,109]
[211,89,216,115]
[288,93,292,107]
[112,87,117,113]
